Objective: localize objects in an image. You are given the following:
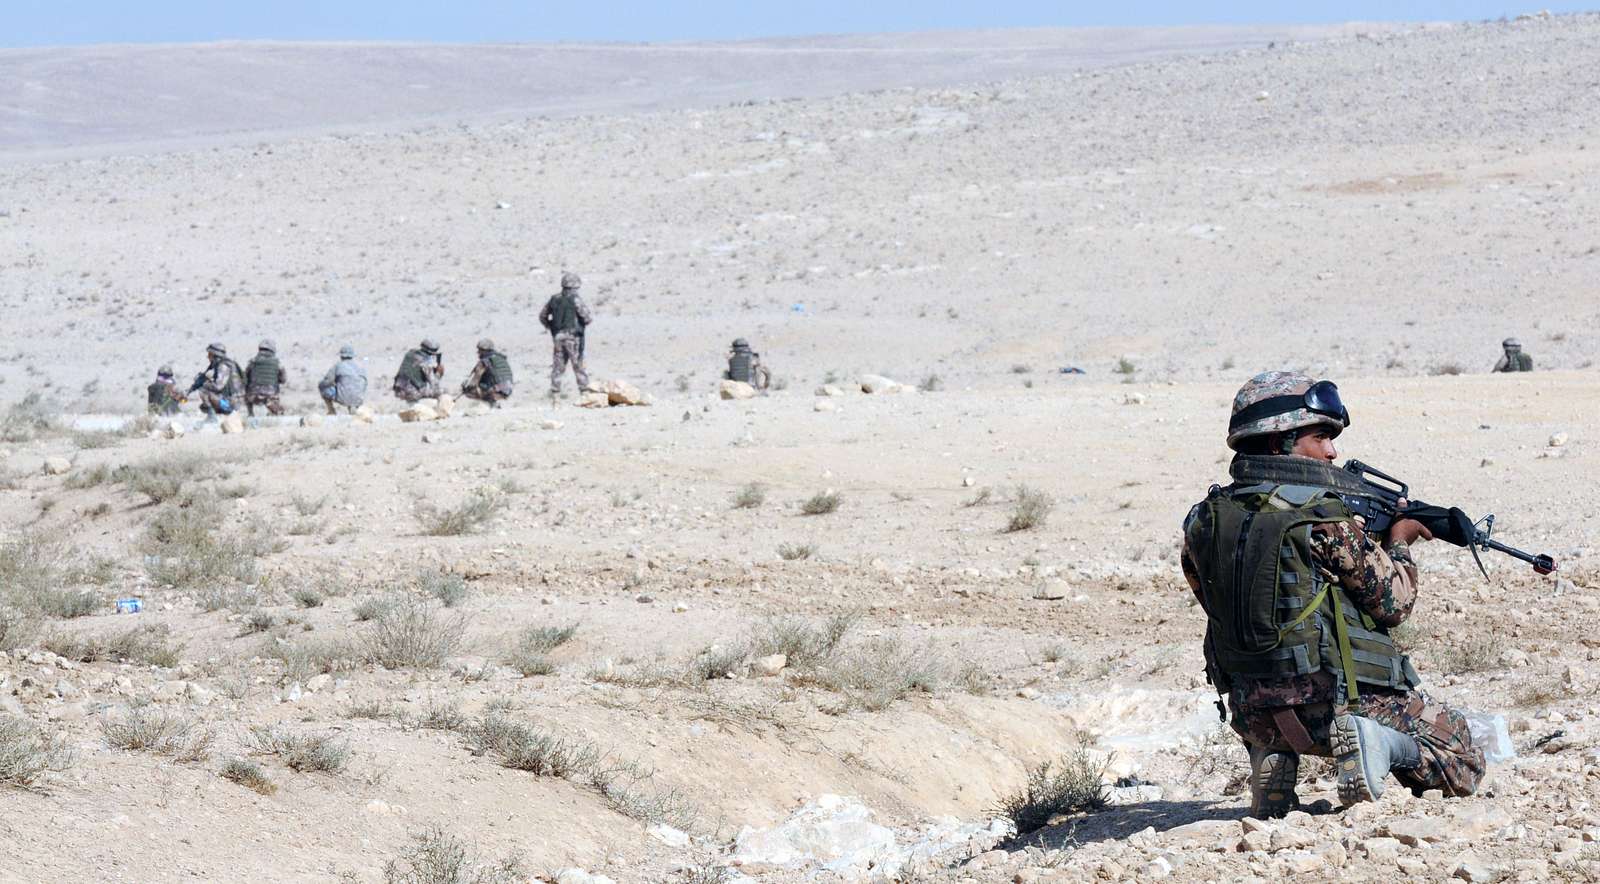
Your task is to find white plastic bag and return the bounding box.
[1461,710,1514,764]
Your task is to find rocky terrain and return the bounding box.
[2,12,1599,884]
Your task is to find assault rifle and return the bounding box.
[1340,460,1556,576]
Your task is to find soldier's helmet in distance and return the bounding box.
[206,342,227,357]
[1503,337,1522,350]
[477,338,495,352]
[731,338,750,350]
[1226,371,1350,452]
[560,271,581,290]
[158,364,174,377]
[420,338,440,354]
[259,339,276,353]
[339,345,356,359]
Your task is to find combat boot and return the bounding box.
[1248,745,1299,818]
[1331,713,1421,806]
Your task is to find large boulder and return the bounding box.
[859,374,906,394]
[434,394,455,418]
[219,414,246,434]
[398,403,438,423]
[577,391,612,409]
[720,380,757,400]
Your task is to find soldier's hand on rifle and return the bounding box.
[1388,498,1435,545]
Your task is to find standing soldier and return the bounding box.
[1492,337,1534,373]
[724,338,771,391]
[146,365,184,416]
[540,271,593,396]
[460,338,514,406]
[1181,371,1483,818]
[393,338,444,402]
[187,342,244,417]
[318,345,368,414]
[244,339,287,416]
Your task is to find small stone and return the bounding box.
[1385,816,1451,846]
[300,413,324,428]
[220,413,245,434]
[305,674,332,693]
[962,476,976,487]
[1237,831,1270,853]
[1138,856,1172,879]
[1240,817,1272,835]
[720,380,757,400]
[1283,852,1324,873]
[635,594,654,604]
[1123,392,1147,405]
[540,419,563,430]
[420,432,438,444]
[353,405,376,424]
[813,399,837,412]
[1032,580,1068,601]
[1479,457,1494,468]
[671,601,689,613]
[647,824,689,847]
[42,456,71,475]
[1549,432,1569,448]
[859,374,905,394]
[399,404,438,423]
[815,384,846,397]
[1357,837,1402,861]
[1452,850,1495,882]
[434,394,455,417]
[750,654,787,677]
[1422,789,1444,801]
[1269,826,1316,852]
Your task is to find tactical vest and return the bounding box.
[1512,353,1533,372]
[549,294,582,334]
[484,351,513,386]
[148,381,177,413]
[247,354,281,390]
[397,350,431,387]
[728,350,753,384]
[1184,482,1417,703]
[215,359,245,397]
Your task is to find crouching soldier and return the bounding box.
[461,338,514,406]
[724,338,771,391]
[1181,371,1484,818]
[393,338,444,402]
[244,339,287,416]
[188,343,244,418]
[147,365,185,416]
[319,345,368,414]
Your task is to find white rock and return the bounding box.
[859,374,905,394]
[672,601,690,613]
[648,824,690,848]
[751,654,788,677]
[578,391,612,408]
[1139,856,1172,879]
[42,456,71,476]
[163,420,185,439]
[399,404,438,423]
[815,384,846,397]
[720,380,757,400]
[300,413,323,428]
[598,379,648,406]
[540,419,563,430]
[220,414,246,434]
[305,674,332,693]
[1123,392,1147,405]
[353,405,376,424]
[1549,432,1569,447]
[813,399,837,412]
[434,394,455,417]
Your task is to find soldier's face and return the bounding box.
[1291,428,1338,462]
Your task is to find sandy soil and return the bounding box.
[1,12,1598,884]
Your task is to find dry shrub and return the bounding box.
[419,570,469,608]
[1005,484,1054,533]
[220,757,276,795]
[777,542,816,561]
[383,827,526,884]
[418,701,468,732]
[1438,635,1501,674]
[0,392,60,443]
[415,488,505,536]
[142,496,271,587]
[470,714,599,777]
[0,715,74,788]
[100,707,213,762]
[0,533,103,619]
[363,599,464,670]
[504,623,577,677]
[800,491,841,515]
[731,482,767,510]
[248,726,350,773]
[994,736,1112,836]
[44,623,183,668]
[262,635,360,683]
[0,608,36,653]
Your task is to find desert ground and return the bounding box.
[1,12,1599,884]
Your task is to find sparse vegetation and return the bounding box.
[418,701,468,732]
[220,757,277,795]
[415,488,505,536]
[1005,484,1055,533]
[0,533,106,619]
[1011,364,1032,374]
[291,494,328,517]
[504,623,577,677]
[141,497,271,588]
[419,570,469,608]
[994,736,1112,836]
[470,714,599,777]
[262,635,359,683]
[239,610,277,635]
[43,623,183,668]
[731,482,767,510]
[352,596,395,623]
[363,599,464,670]
[918,373,944,392]
[962,487,992,508]
[777,541,816,561]
[0,392,60,443]
[100,707,213,762]
[1431,363,1465,377]
[0,715,74,788]
[1439,635,1501,674]
[247,726,350,773]
[290,585,325,608]
[691,645,747,681]
[1115,357,1136,375]
[383,827,527,884]
[800,491,841,515]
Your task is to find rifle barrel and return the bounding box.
[1480,536,1558,574]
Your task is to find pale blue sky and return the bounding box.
[5,1,1595,48]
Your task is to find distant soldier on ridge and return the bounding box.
[723,338,771,391]
[393,338,444,402]
[461,338,514,406]
[146,365,184,416]
[1492,337,1533,373]
[319,345,368,414]
[243,339,287,416]
[540,271,593,397]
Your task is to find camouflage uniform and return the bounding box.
[724,339,771,391]
[1492,338,1534,373]
[190,344,244,416]
[243,340,287,416]
[540,272,593,394]
[1181,523,1485,797]
[393,341,444,403]
[461,339,514,405]
[147,367,184,416]
[319,346,368,414]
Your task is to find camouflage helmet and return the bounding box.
[731,337,750,350]
[420,338,440,354]
[157,364,174,377]
[1226,371,1349,451]
[560,271,581,290]
[477,338,495,352]
[339,345,355,359]
[1502,337,1522,350]
[206,342,227,357]
[258,338,276,353]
